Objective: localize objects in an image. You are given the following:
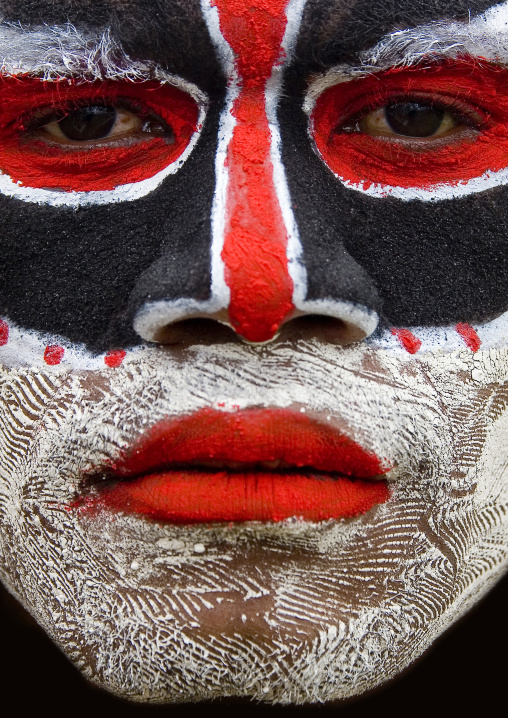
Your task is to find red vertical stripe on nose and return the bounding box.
[213,0,295,342]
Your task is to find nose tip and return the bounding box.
[133,300,378,347]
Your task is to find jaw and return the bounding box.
[1,339,508,703]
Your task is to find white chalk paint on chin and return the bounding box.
[2,309,508,370]
[304,0,508,202]
[1,337,507,702]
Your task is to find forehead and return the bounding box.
[0,0,500,70]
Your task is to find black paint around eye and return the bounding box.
[384,102,445,137]
[58,106,117,141]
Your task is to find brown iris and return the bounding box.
[57,105,117,141]
[383,102,446,137]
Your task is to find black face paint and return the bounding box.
[0,0,225,93]
[0,0,226,350]
[0,0,507,353]
[296,0,499,68]
[278,92,508,329]
[280,0,508,329]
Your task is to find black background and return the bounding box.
[1,571,506,717]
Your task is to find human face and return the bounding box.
[1,0,508,705]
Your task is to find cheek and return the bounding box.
[0,348,505,703]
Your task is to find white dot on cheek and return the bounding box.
[193,543,206,554]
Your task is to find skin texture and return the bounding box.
[1,0,508,706]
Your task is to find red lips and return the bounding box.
[81,408,391,523]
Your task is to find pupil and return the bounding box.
[58,106,117,141]
[384,102,445,137]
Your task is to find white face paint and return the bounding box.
[1,337,507,703]
[0,23,208,207]
[1,0,508,707]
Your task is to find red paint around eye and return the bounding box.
[212,0,294,342]
[391,328,422,354]
[44,344,64,365]
[0,77,199,192]
[311,59,508,190]
[104,349,126,367]
[456,322,481,352]
[0,320,8,346]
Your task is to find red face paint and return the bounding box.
[79,408,391,523]
[0,320,8,346]
[391,328,422,354]
[456,323,481,352]
[0,77,199,192]
[104,349,126,367]
[212,0,295,342]
[311,59,508,190]
[44,344,64,365]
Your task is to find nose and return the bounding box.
[132,0,380,347]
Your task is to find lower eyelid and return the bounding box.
[0,76,203,192]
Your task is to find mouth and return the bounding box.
[77,408,391,523]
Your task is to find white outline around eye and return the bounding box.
[0,80,208,207]
[0,24,209,207]
[303,0,508,202]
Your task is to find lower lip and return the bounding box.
[77,408,391,523]
[83,470,389,523]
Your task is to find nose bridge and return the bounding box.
[214,0,295,343]
[132,0,381,348]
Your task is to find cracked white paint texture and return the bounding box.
[0,339,507,703]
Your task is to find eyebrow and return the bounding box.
[0,22,178,83]
[347,2,508,74]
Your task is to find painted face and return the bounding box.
[1,0,508,705]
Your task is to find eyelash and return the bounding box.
[22,98,169,138]
[337,92,488,135]
[309,58,508,190]
[0,77,201,192]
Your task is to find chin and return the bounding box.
[1,338,507,704]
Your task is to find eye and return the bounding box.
[309,59,508,192]
[0,77,203,193]
[35,103,174,144]
[352,101,458,139]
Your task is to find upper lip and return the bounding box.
[107,407,390,480]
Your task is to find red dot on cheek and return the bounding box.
[391,328,422,354]
[0,320,9,346]
[44,344,65,365]
[455,323,481,352]
[104,349,126,368]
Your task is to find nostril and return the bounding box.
[278,315,369,345]
[151,316,364,347]
[142,314,375,348]
[152,318,239,346]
